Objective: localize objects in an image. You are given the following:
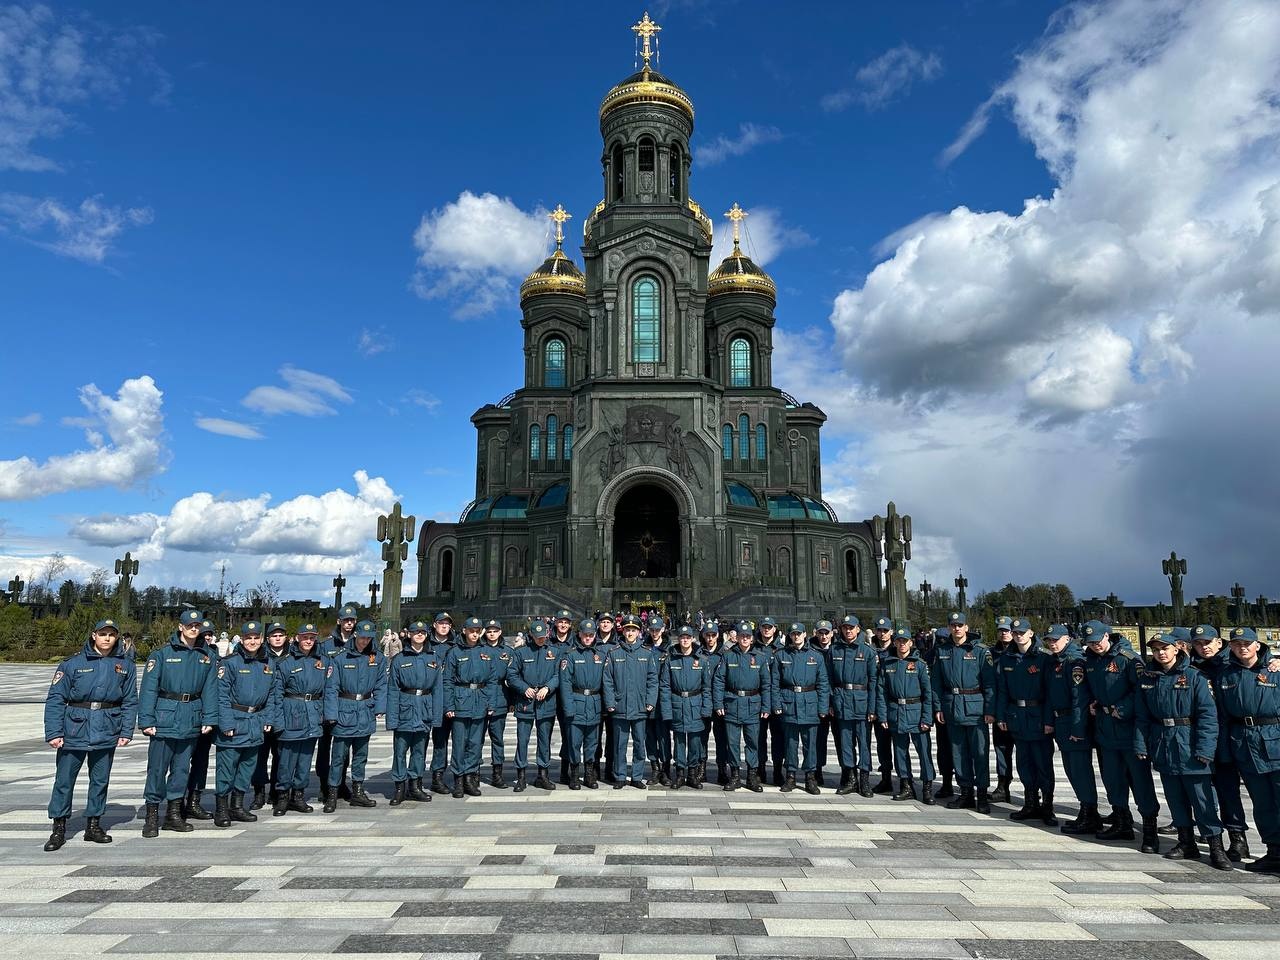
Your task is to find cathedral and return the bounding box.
[413,14,887,625]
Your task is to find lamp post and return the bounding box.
[919,580,932,625]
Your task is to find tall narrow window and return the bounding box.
[529,424,541,462]
[669,143,682,200]
[845,550,858,593]
[544,338,566,387]
[546,414,559,462]
[756,423,767,463]
[739,414,750,460]
[439,549,454,594]
[563,425,573,460]
[638,138,655,172]
[729,337,752,387]
[632,277,660,362]
[722,424,734,460]
[611,144,624,201]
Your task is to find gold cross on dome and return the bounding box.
[632,12,661,69]
[725,202,748,248]
[548,204,572,249]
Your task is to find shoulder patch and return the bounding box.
[146,659,156,673]
[51,670,63,685]
[217,665,225,679]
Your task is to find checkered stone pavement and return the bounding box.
[3,663,1279,960]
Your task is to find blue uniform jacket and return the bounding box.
[647,641,672,720]
[931,640,994,726]
[995,645,1053,740]
[662,648,713,732]
[324,644,387,736]
[602,639,659,720]
[444,642,496,719]
[507,641,562,719]
[483,642,516,714]
[318,630,354,659]
[44,639,138,749]
[771,643,832,725]
[1045,642,1091,749]
[875,651,937,733]
[1133,652,1218,775]
[278,645,328,741]
[714,646,771,721]
[1084,644,1143,750]
[828,638,878,720]
[1191,647,1234,762]
[215,648,282,747]
[561,642,607,725]
[137,633,218,737]
[1216,647,1280,775]
[386,643,444,733]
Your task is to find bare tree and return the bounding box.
[39,553,67,594]
[250,580,280,618]
[86,568,110,598]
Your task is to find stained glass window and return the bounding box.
[544,338,566,388]
[729,338,751,387]
[738,414,750,460]
[722,424,733,460]
[633,277,660,362]
[529,424,540,461]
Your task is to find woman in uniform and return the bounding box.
[274,625,327,816]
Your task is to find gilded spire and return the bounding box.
[725,202,748,252]
[632,12,661,71]
[548,204,572,252]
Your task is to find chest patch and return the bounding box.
[906,662,917,673]
[1107,662,1120,673]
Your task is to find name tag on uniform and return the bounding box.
[76,668,94,673]
[343,663,356,669]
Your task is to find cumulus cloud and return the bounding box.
[0,193,153,262]
[694,122,784,166]
[822,44,942,112]
[194,417,263,440]
[0,551,98,586]
[410,190,549,318]
[0,375,165,501]
[71,512,162,546]
[241,364,352,417]
[709,206,814,267]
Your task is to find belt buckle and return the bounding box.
[897,698,907,705]
[952,688,961,695]
[1161,717,1175,727]
[180,692,193,703]
[90,701,103,709]
[1245,716,1256,727]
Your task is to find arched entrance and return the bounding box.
[613,483,680,578]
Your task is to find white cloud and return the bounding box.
[241,364,352,417]
[194,417,263,440]
[404,388,440,413]
[357,326,391,356]
[0,551,99,586]
[10,412,41,426]
[411,190,549,318]
[694,122,783,166]
[0,375,165,501]
[0,193,153,262]
[71,512,162,546]
[709,207,814,267]
[823,44,942,112]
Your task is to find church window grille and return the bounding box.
[638,139,655,172]
[738,414,750,460]
[546,414,559,462]
[756,423,767,464]
[544,338,566,388]
[563,425,573,460]
[529,424,541,461]
[729,337,752,387]
[722,424,734,460]
[632,277,660,362]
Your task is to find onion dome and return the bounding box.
[520,205,586,304]
[707,203,776,300]
[600,13,694,126]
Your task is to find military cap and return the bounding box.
[485,618,502,629]
[433,611,453,624]
[462,616,483,629]
[529,621,550,638]
[934,627,951,640]
[874,616,893,630]
[759,616,778,628]
[1046,624,1070,639]
[338,604,359,620]
[1081,620,1109,642]
[578,619,597,634]
[677,625,697,638]
[892,626,912,640]
[816,619,834,632]
[405,620,428,633]
[841,614,860,628]
[1147,632,1174,647]
[1192,624,1219,640]
[92,618,119,633]
[179,610,204,626]
[736,621,753,635]
[1010,618,1031,633]
[1168,626,1192,643]
[199,620,215,635]
[297,623,319,636]
[789,622,806,634]
[555,609,573,621]
[265,621,287,635]
[648,616,666,630]
[620,614,642,629]
[995,615,1012,630]
[356,620,377,638]
[1229,626,1258,643]
[701,621,720,635]
[597,612,614,623]
[241,620,263,636]
[949,612,968,626]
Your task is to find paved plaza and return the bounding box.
[2,664,1279,960]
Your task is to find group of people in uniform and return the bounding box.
[40,605,1280,875]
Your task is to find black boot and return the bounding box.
[464,773,482,797]
[44,817,67,852]
[780,772,797,793]
[921,781,935,805]
[533,768,556,791]
[1228,830,1250,862]
[1245,845,1280,873]
[718,764,730,786]
[1164,826,1199,861]
[230,790,257,822]
[893,778,915,802]
[491,764,509,789]
[723,770,742,791]
[430,771,448,794]
[288,788,314,813]
[975,788,992,814]
[947,786,975,810]
[337,780,352,800]
[390,781,407,806]
[584,762,599,790]
[989,777,1011,804]
[184,789,213,821]
[804,773,822,796]
[835,768,856,796]
[1157,820,1179,836]
[214,794,232,828]
[568,764,582,790]
[163,800,193,832]
[142,802,160,838]
[451,774,465,799]
[858,770,874,798]
[350,781,377,807]
[741,768,760,792]
[935,777,955,800]
[1062,803,1095,834]
[322,786,338,813]
[873,772,893,794]
[656,761,672,787]
[689,766,703,790]
[513,769,528,793]
[1207,833,1233,871]
[1100,809,1117,826]
[670,766,683,791]
[1040,793,1059,827]
[1097,809,1134,841]
[251,786,266,811]
[83,816,111,844]
[1010,789,1041,821]
[406,778,432,802]
[1140,815,1161,854]
[273,790,289,817]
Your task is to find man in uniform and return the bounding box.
[508,621,561,791]
[699,622,728,785]
[995,618,1056,824]
[561,619,606,789]
[318,603,360,799]
[386,620,442,805]
[603,614,659,788]
[772,623,831,795]
[1190,624,1253,861]
[715,621,770,792]
[810,620,836,786]
[922,627,956,799]
[828,615,878,797]
[482,618,514,788]
[753,617,785,785]
[212,620,280,828]
[252,622,293,810]
[989,615,1016,803]
[645,617,673,785]
[877,626,938,803]
[428,612,455,792]
[1044,624,1101,834]
[552,609,576,783]
[868,616,897,793]
[322,620,386,811]
[444,616,492,798]
[931,612,994,813]
[665,625,713,789]
[594,612,616,781]
[183,619,221,822]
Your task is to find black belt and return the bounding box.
[789,685,817,693]
[158,691,198,702]
[1054,707,1073,718]
[840,683,868,690]
[338,692,370,701]
[463,682,487,690]
[676,690,702,698]
[66,700,122,710]
[231,703,263,713]
[1233,715,1280,728]
[1013,699,1041,708]
[730,689,760,696]
[573,687,600,696]
[402,688,431,697]
[1158,717,1192,727]
[893,696,923,705]
[952,687,981,695]
[286,693,320,701]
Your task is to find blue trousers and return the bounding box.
[450,717,485,775]
[1241,770,1280,848]
[873,721,894,776]
[485,714,507,767]
[784,721,818,775]
[145,736,196,803]
[568,722,599,766]
[1055,743,1099,806]
[1014,737,1055,794]
[1099,746,1159,816]
[1213,761,1248,833]
[948,723,990,789]
[1161,772,1222,836]
[726,719,759,772]
[328,735,370,786]
[252,731,281,790]
[430,716,451,772]
[892,729,935,782]
[834,717,873,772]
[700,715,727,772]
[758,712,786,775]
[646,715,671,765]
[187,729,215,792]
[993,723,1014,779]
[816,714,831,771]
[391,731,428,783]
[612,716,647,781]
[673,728,703,768]
[215,744,258,794]
[516,716,554,770]
[279,738,317,791]
[49,747,115,818]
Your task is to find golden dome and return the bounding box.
[520,249,586,302]
[599,66,694,125]
[708,241,776,300]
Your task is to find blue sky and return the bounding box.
[2,1,1278,607]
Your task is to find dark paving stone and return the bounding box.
[338,934,511,953]
[725,889,779,904]
[395,902,647,919]
[555,875,648,889]
[480,854,526,865]
[285,875,469,889]
[604,854,811,868]
[56,876,254,904]
[887,831,1003,843]
[959,941,1203,960]
[1170,908,1280,924]
[1157,869,1280,884]
[69,864,200,878]
[479,955,598,960]
[798,811,853,824]
[555,844,596,855]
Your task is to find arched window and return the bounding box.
[669,143,682,200]
[722,424,734,460]
[845,550,858,593]
[529,423,541,462]
[632,277,660,362]
[756,423,767,463]
[544,338,566,388]
[611,144,624,201]
[776,546,791,578]
[439,548,454,594]
[729,337,752,387]
[563,425,573,460]
[738,414,750,460]
[504,546,520,581]
[638,138,655,173]
[546,414,559,462]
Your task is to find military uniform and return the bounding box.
[995,619,1057,824]
[183,619,221,822]
[699,626,729,784]
[715,623,771,792]
[386,621,443,805]
[876,627,939,802]
[317,603,360,798]
[989,616,1016,802]
[43,620,138,850]
[561,621,607,789]
[427,612,456,792]
[772,624,832,794]
[213,622,282,827]
[322,622,386,810]
[603,616,659,787]
[593,613,616,779]
[444,617,493,797]
[1044,625,1101,834]
[868,616,897,792]
[828,616,878,797]
[921,627,955,798]
[809,621,836,785]
[551,610,576,783]
[752,618,785,785]
[508,622,562,790]
[482,619,516,788]
[275,633,328,815]
[930,612,994,810]
[251,623,294,809]
[1191,625,1253,861]
[644,619,673,785]
[664,628,713,788]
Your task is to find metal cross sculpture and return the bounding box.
[368,580,380,614]
[332,571,346,612]
[1162,551,1187,626]
[632,11,661,69]
[872,501,912,625]
[919,580,932,625]
[114,552,139,621]
[1231,582,1247,625]
[954,570,968,614]
[376,501,416,630]
[5,576,23,605]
